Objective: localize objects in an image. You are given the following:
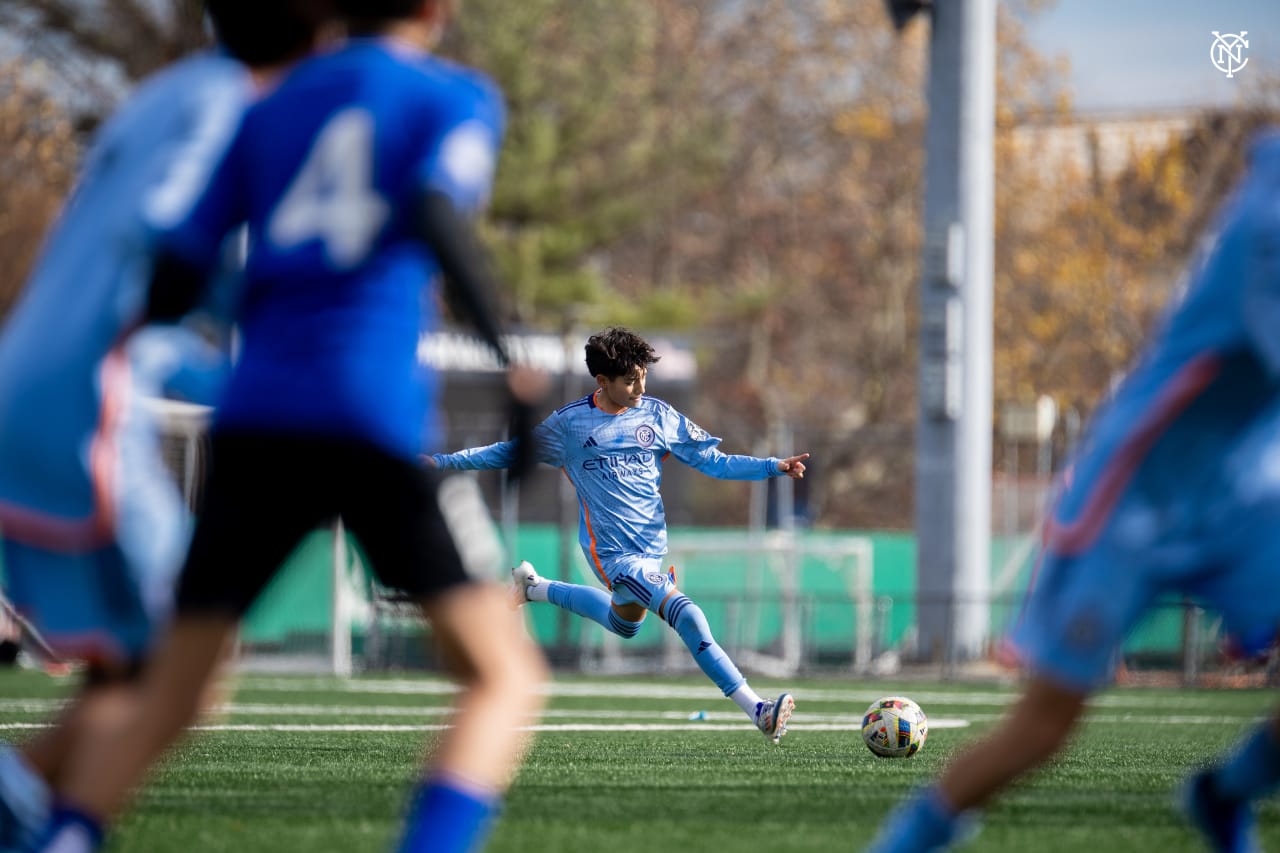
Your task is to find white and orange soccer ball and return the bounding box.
[861,696,928,758]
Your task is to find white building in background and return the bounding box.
[1009,110,1196,185]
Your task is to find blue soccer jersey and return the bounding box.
[432,393,783,579]
[0,52,249,660]
[161,38,505,458]
[0,52,251,534]
[1009,132,1280,690]
[1044,132,1280,556]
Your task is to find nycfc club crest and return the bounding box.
[1210,31,1249,78]
[635,425,656,447]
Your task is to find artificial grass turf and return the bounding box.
[0,670,1276,851]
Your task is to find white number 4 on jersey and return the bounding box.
[268,108,390,269]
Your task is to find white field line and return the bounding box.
[0,720,968,733]
[228,676,1267,712]
[0,695,1266,724]
[0,695,1264,733]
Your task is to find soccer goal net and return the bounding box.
[150,398,366,676]
[567,531,878,679]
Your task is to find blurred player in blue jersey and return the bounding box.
[0,2,331,850]
[39,2,548,853]
[430,326,809,743]
[869,134,1280,853]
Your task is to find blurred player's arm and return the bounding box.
[415,189,509,365]
[1244,225,1280,375]
[413,188,550,482]
[144,251,211,323]
[1243,136,1280,373]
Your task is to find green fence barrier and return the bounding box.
[15,523,1188,661]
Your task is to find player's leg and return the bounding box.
[1178,507,1280,853]
[342,462,547,853]
[511,560,646,638]
[0,540,163,851]
[870,528,1154,852]
[869,676,1087,853]
[31,432,328,851]
[403,584,547,853]
[615,559,793,741]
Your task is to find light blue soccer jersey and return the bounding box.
[0,52,251,532]
[161,38,505,458]
[1044,132,1280,555]
[1011,132,1280,690]
[432,393,783,576]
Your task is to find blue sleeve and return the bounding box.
[665,408,780,480]
[157,125,249,271]
[432,413,566,470]
[1242,138,1280,375]
[415,74,505,215]
[431,440,518,470]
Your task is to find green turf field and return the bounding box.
[0,669,1275,852]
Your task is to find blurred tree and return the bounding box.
[443,0,728,324]
[0,61,75,317]
[995,107,1278,422]
[1,0,206,125]
[0,0,1268,530]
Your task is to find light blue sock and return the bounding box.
[868,786,969,853]
[667,595,746,695]
[1213,723,1280,802]
[545,581,614,630]
[395,776,498,853]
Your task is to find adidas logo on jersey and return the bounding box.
[582,436,598,448]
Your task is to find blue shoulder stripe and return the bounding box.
[640,395,674,414]
[555,394,594,416]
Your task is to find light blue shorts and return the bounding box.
[0,377,189,664]
[1011,470,1280,692]
[600,554,679,618]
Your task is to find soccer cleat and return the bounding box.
[509,560,541,610]
[1180,770,1260,853]
[754,692,795,744]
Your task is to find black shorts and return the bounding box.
[176,430,483,617]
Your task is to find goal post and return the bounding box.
[576,530,876,678]
[149,397,363,676]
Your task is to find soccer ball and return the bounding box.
[861,696,928,758]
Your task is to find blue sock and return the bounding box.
[545,581,614,629]
[1213,723,1280,802]
[868,786,969,853]
[668,597,745,695]
[396,777,499,853]
[31,802,104,853]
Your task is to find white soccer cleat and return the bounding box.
[755,692,795,744]
[509,560,541,610]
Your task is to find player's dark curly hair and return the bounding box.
[584,327,660,379]
[337,0,454,33]
[205,0,334,67]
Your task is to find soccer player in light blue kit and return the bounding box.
[869,133,1280,853]
[431,326,809,742]
[36,3,548,853]
[0,4,329,850]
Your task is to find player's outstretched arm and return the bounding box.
[429,441,519,471]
